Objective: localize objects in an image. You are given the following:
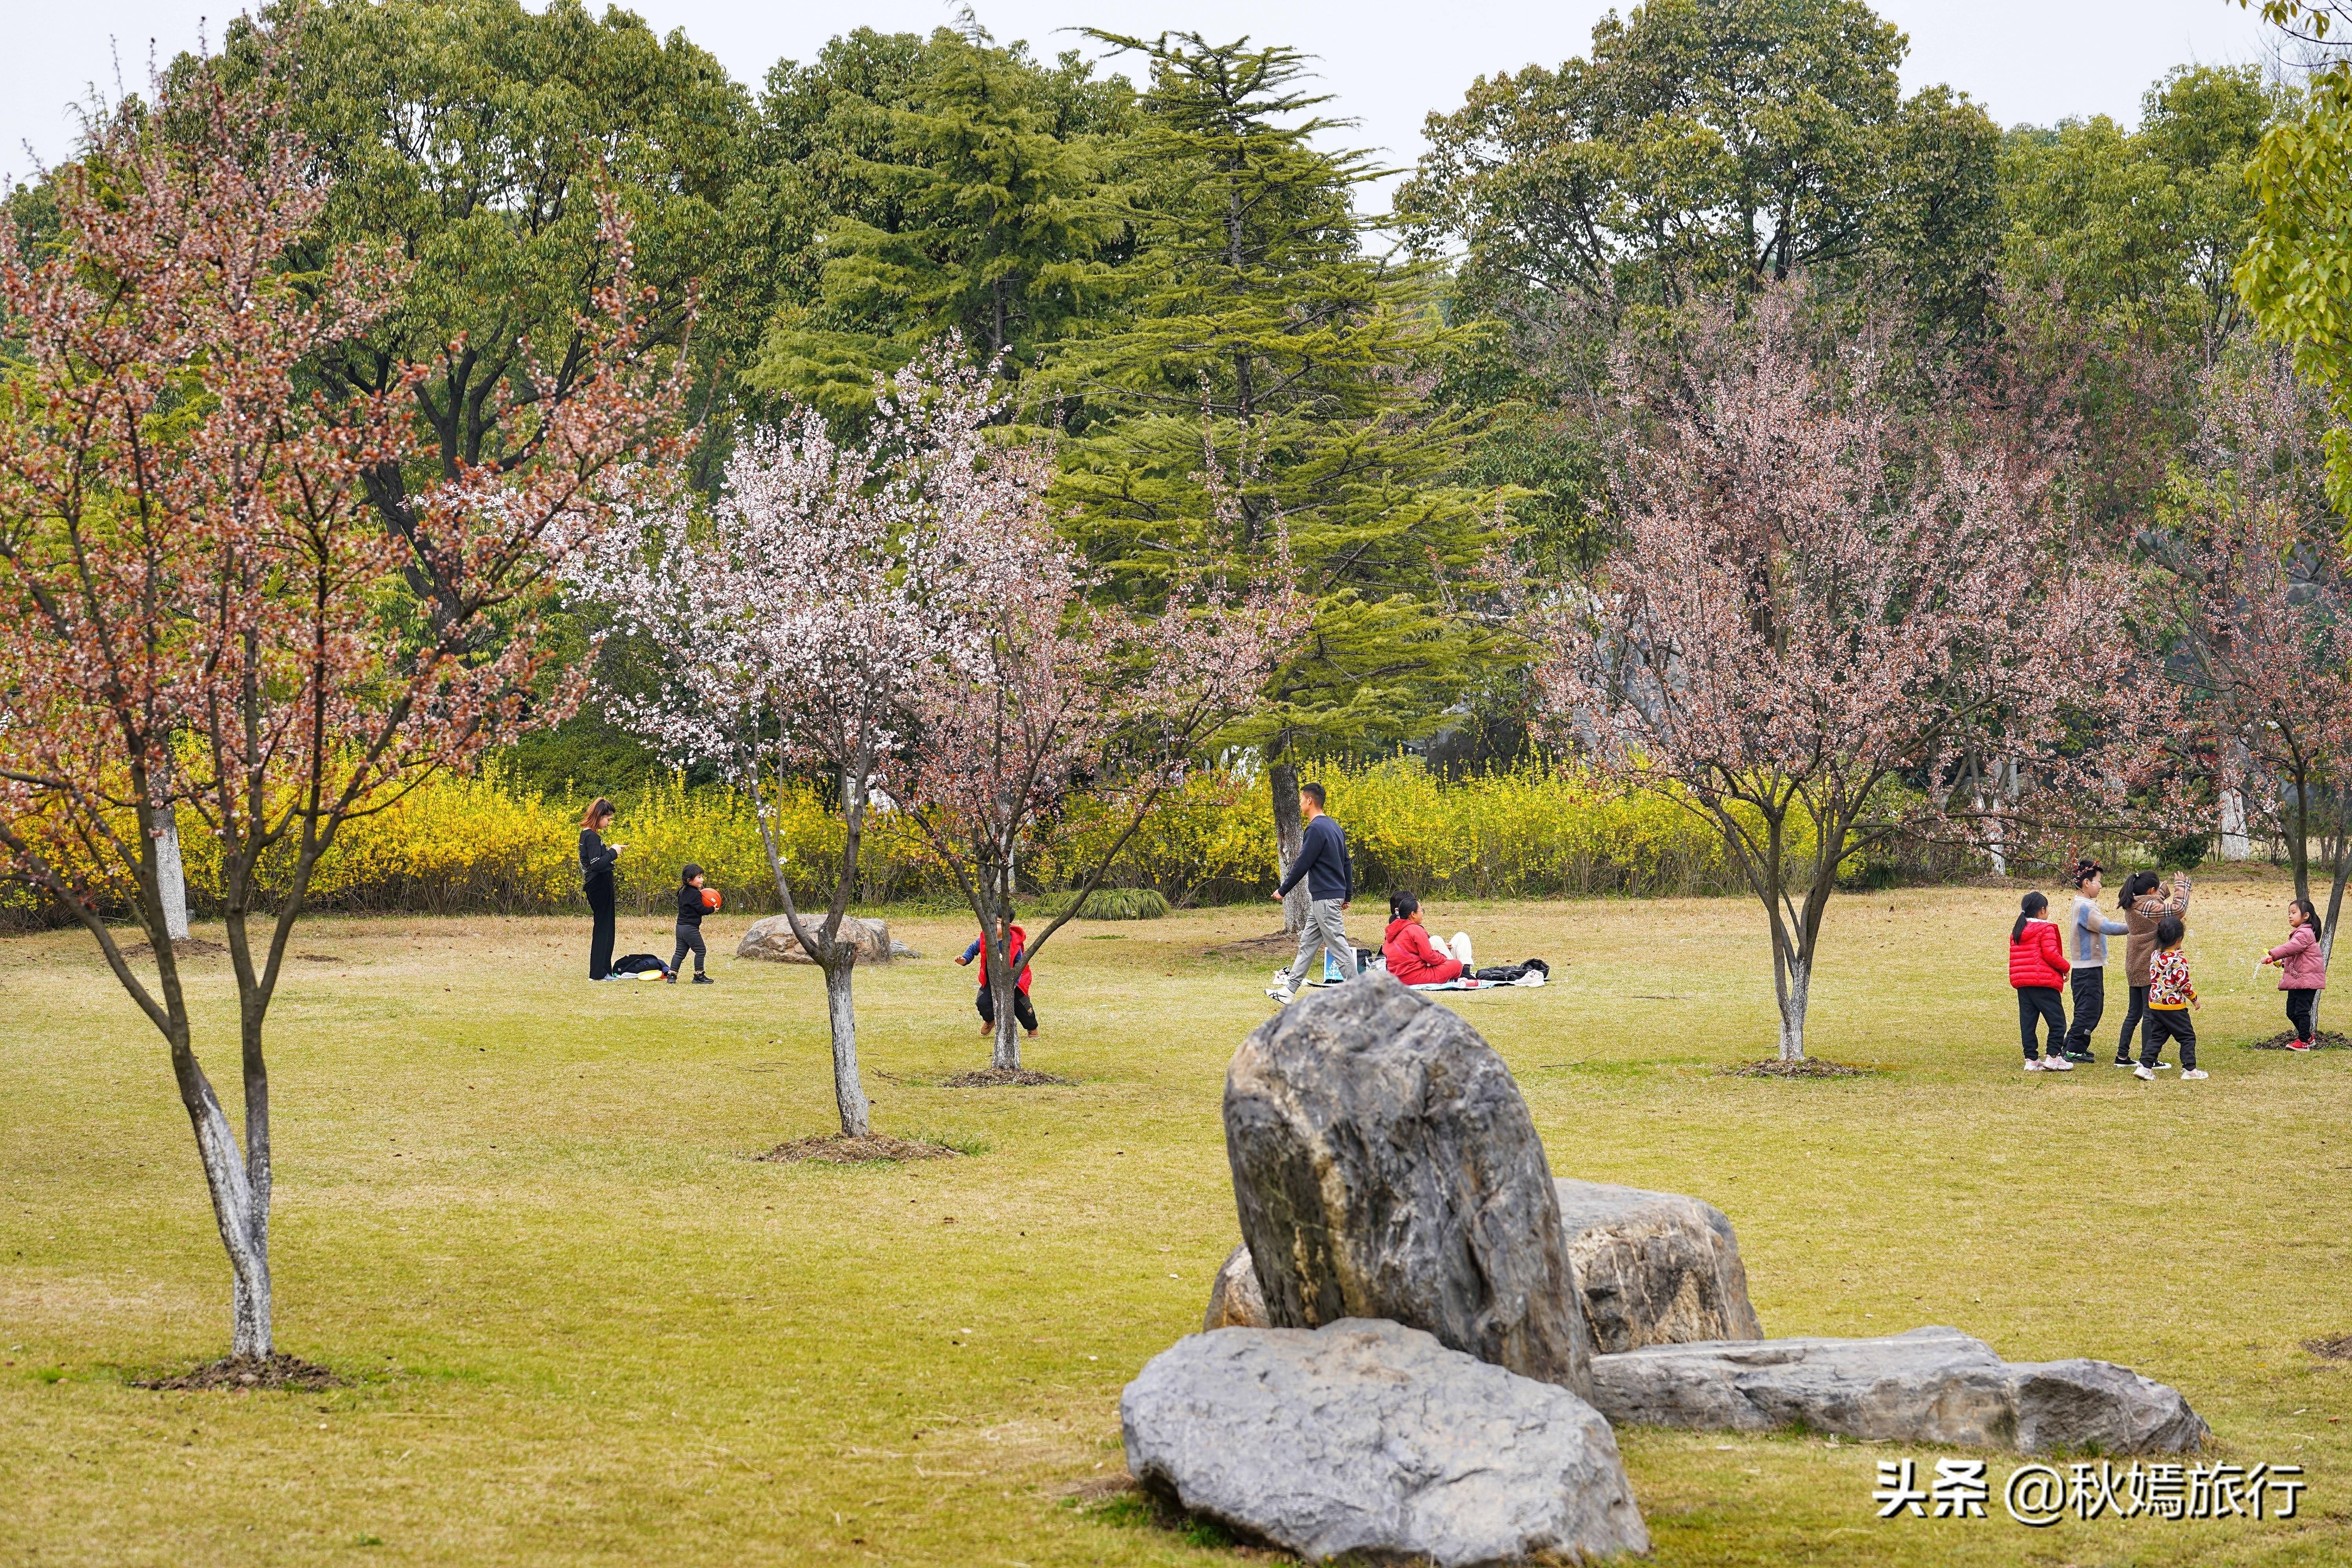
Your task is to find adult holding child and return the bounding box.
[579,797,625,982]
[2114,869,2190,1068]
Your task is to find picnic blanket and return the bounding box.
[1298,956,1552,991]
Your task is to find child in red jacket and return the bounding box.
[2009,891,2073,1072]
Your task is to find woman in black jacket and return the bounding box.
[579,797,624,980]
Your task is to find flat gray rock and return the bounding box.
[1225,974,1592,1396]
[1553,1179,1765,1353]
[1123,1319,1649,1566]
[735,913,892,965]
[1588,1327,2207,1453]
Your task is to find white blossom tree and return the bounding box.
[573,349,1006,1137]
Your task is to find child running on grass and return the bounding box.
[2261,897,2328,1051]
[2137,915,2205,1080]
[2009,891,2074,1071]
[958,911,1038,1038]
[668,864,714,984]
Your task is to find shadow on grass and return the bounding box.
[1069,1479,1321,1563]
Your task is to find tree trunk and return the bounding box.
[156,810,190,942]
[824,958,871,1138]
[2220,792,2252,860]
[179,1067,271,1357]
[1775,951,1811,1062]
[991,961,1022,1072]
[1270,756,1306,935]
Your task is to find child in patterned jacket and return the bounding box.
[2136,915,2205,1080]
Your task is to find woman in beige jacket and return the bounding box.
[2114,869,2190,1066]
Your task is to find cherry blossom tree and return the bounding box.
[898,465,1302,1074]
[571,348,1002,1137]
[2163,353,2352,999]
[0,64,682,1367]
[1527,286,2141,1062]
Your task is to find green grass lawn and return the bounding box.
[2,878,2347,1566]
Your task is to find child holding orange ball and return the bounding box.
[669,864,717,984]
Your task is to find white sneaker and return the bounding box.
[2180,1069,2208,1080]
[2045,1057,2074,1071]
[1265,985,1296,1005]
[2154,1062,2175,1070]
[2134,1064,2156,1081]
[2024,1059,2044,1072]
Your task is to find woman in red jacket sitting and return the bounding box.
[2009,891,2073,1072]
[1384,892,1472,986]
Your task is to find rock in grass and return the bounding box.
[1553,1179,1765,1353]
[1122,1319,1649,1566]
[1588,1327,2208,1454]
[1200,1245,1268,1332]
[735,914,892,965]
[1223,971,1592,1396]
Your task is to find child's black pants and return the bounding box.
[670,922,706,976]
[2017,986,2065,1061]
[2141,1007,2197,1071]
[2114,983,2150,1062]
[2062,967,2105,1056]
[2286,988,2318,1044]
[977,986,1038,1033]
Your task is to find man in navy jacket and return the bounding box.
[1267,781,1356,1004]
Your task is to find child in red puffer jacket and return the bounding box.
[2009,891,2073,1072]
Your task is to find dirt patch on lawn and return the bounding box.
[758,1134,960,1164]
[119,937,228,960]
[1722,1058,1884,1079]
[942,1067,1077,1088]
[134,1352,343,1391]
[2303,1334,2352,1362]
[2244,1029,2350,1051]
[1200,931,1305,959]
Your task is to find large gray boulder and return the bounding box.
[1224,973,1592,1396]
[1553,1179,1765,1353]
[1123,1319,1649,1566]
[1588,1326,2208,1454]
[735,913,893,965]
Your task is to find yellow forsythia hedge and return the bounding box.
[23,755,1757,922]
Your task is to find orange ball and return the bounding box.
[702,887,722,911]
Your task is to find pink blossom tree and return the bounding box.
[898,464,1302,1074]
[2163,353,2352,1000]
[0,63,682,1367]
[572,348,1004,1137]
[1527,286,2143,1062]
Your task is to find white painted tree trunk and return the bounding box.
[992,962,1022,1073]
[1776,956,1811,1062]
[823,961,871,1137]
[2220,789,2251,861]
[156,809,190,941]
[187,1082,270,1357]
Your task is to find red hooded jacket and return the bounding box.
[1383,917,1464,987]
[2008,918,2069,989]
[962,925,1032,993]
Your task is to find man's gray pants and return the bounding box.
[1279,898,1358,988]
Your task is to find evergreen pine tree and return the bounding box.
[1055,33,1508,920]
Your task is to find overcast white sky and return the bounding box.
[2,0,2279,191]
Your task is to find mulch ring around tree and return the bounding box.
[1721,1058,1885,1079]
[2303,1335,2352,1362]
[942,1067,1077,1088]
[759,1134,960,1165]
[1200,930,1305,960]
[133,1352,343,1391]
[2244,1029,2351,1051]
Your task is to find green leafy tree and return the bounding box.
[2234,1,2352,523]
[1054,33,1506,920]
[745,26,1131,419]
[1399,0,2001,329]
